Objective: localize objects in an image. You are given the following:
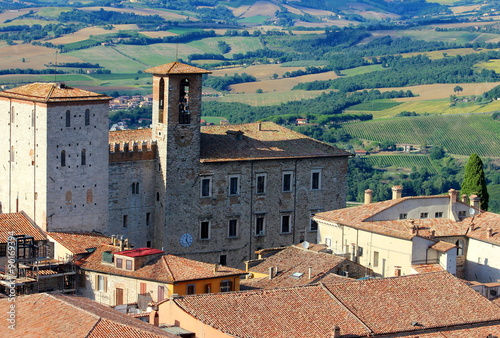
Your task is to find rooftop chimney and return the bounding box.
[461,194,468,203]
[258,122,262,131]
[449,189,458,204]
[470,194,480,210]
[392,185,403,200]
[331,325,341,338]
[308,266,312,279]
[269,266,273,280]
[487,228,493,238]
[213,264,219,273]
[364,189,373,204]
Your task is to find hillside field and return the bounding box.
[342,114,500,157]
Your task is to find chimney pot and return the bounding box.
[470,194,480,209]
[308,266,312,279]
[331,325,341,338]
[392,185,403,200]
[449,189,458,204]
[214,264,218,273]
[487,228,493,238]
[461,194,468,203]
[269,266,273,280]
[364,189,373,204]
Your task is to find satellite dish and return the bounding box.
[302,241,310,249]
[470,208,476,216]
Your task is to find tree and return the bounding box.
[461,153,489,210]
[454,85,463,95]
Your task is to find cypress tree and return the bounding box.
[461,153,489,210]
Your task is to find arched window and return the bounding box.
[158,78,165,123]
[65,110,71,127]
[179,79,190,124]
[61,150,66,167]
[81,149,86,165]
[456,240,464,256]
[85,109,90,126]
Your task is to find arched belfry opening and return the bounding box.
[179,78,190,124]
[158,78,165,123]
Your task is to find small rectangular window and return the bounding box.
[219,254,227,266]
[310,218,318,232]
[97,275,107,292]
[325,238,332,247]
[420,212,428,219]
[281,215,291,233]
[205,283,212,293]
[373,251,379,267]
[146,212,151,226]
[282,172,292,192]
[186,284,195,295]
[200,177,212,197]
[126,260,132,270]
[200,221,210,240]
[435,212,443,218]
[229,175,239,195]
[255,216,265,236]
[220,280,233,292]
[116,258,123,269]
[458,210,467,217]
[158,285,165,302]
[311,170,321,190]
[123,215,128,228]
[228,219,238,238]
[256,174,266,194]
[399,213,407,220]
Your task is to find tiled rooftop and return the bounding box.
[107,122,351,162]
[200,122,352,162]
[145,62,212,75]
[48,231,112,255]
[170,272,500,337]
[314,195,500,245]
[430,241,456,252]
[0,82,111,103]
[0,293,174,337]
[242,246,352,290]
[0,212,46,243]
[81,245,246,283]
[115,248,164,257]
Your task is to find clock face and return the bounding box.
[180,233,193,247]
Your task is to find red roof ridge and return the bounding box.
[162,255,175,281]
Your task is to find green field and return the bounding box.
[347,99,403,111]
[216,90,325,106]
[343,114,500,157]
[362,155,439,174]
[397,29,500,44]
[36,7,72,18]
[342,64,385,76]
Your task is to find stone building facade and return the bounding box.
[0,62,351,268]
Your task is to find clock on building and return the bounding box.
[180,233,193,247]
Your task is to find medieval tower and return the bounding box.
[0,83,110,232]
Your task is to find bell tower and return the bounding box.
[145,62,211,250]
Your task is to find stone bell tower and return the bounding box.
[145,62,211,251]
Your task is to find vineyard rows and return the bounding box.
[361,155,438,174]
[343,114,500,157]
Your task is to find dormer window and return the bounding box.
[125,259,132,270]
[116,258,123,268]
[179,79,190,124]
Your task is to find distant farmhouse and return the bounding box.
[0,62,351,268]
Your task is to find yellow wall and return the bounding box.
[170,276,241,297]
[317,221,414,277]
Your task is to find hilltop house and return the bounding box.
[314,187,500,282]
[0,62,352,268]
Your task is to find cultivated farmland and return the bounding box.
[342,114,500,157]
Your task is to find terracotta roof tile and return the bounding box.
[324,271,500,335]
[430,240,456,252]
[0,82,111,102]
[0,212,46,242]
[242,246,352,290]
[172,272,500,337]
[48,232,112,255]
[109,129,153,144]
[200,122,351,162]
[145,62,211,75]
[173,284,371,337]
[81,245,245,283]
[411,263,445,274]
[314,196,500,245]
[107,122,351,163]
[115,248,164,257]
[0,293,174,337]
